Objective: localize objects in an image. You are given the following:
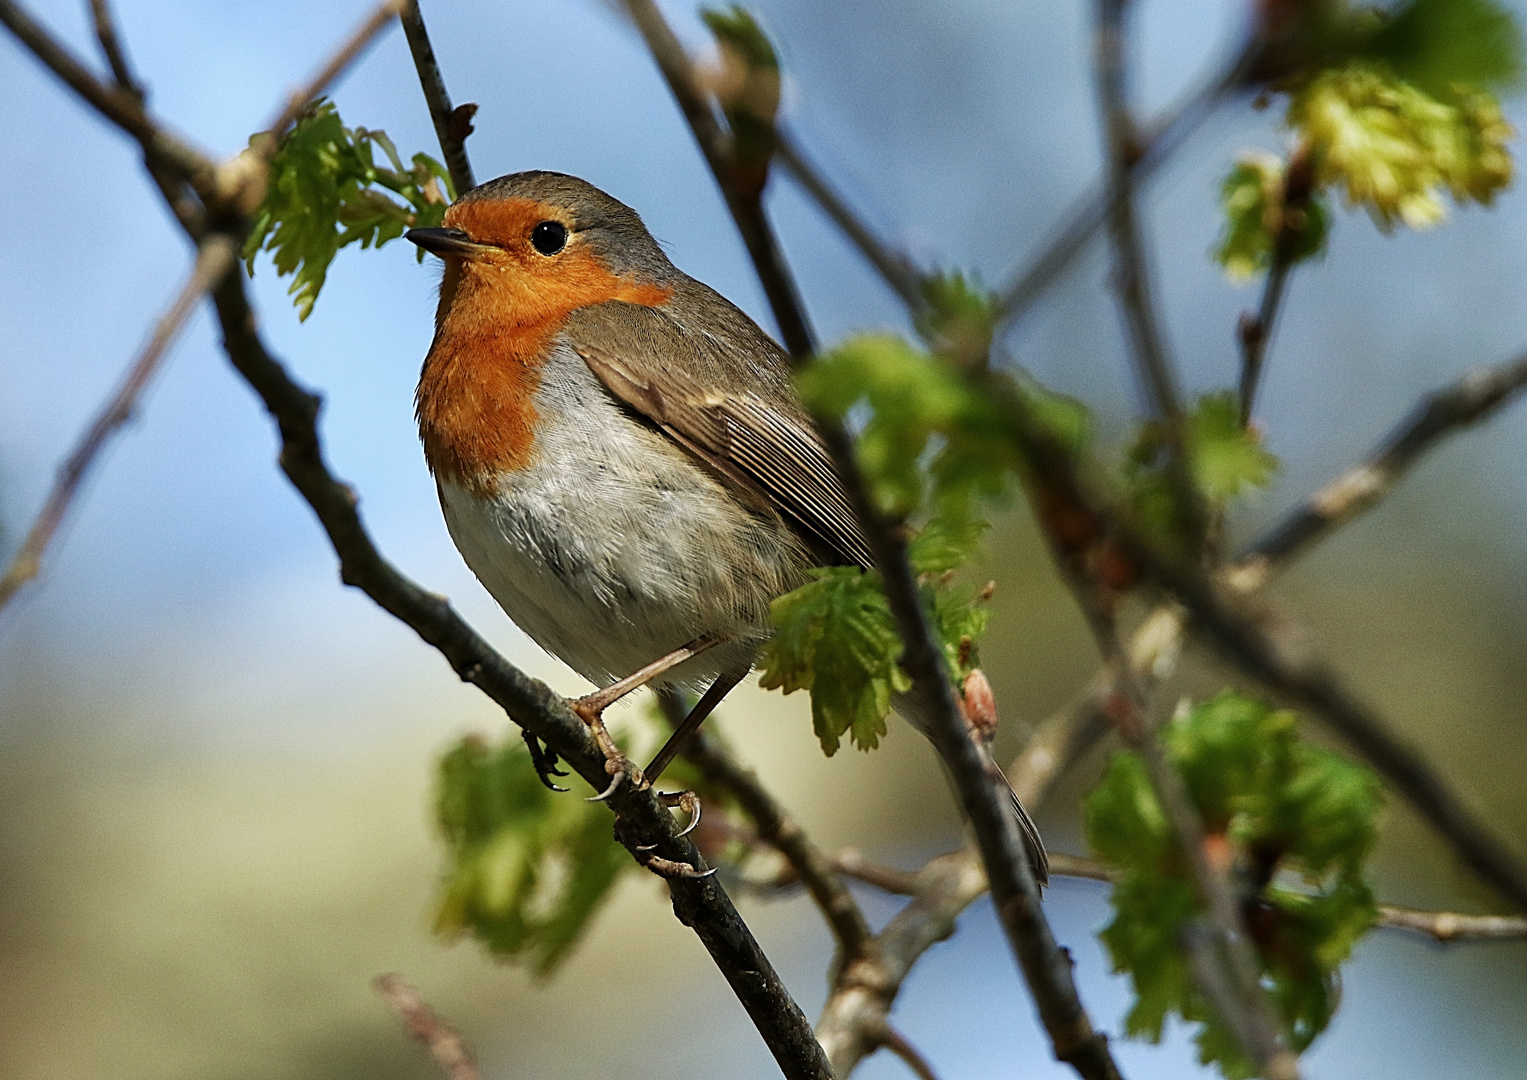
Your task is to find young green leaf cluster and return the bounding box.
[1215,0,1519,279]
[1086,692,1382,1078]
[760,281,1023,754]
[434,734,630,975]
[1125,391,1280,539]
[244,100,452,320]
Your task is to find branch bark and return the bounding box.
[619,7,1125,1079]
[3,9,832,1077]
[399,0,476,196]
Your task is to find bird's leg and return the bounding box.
[522,730,569,792]
[576,632,725,800]
[646,664,749,784]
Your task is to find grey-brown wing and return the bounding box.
[566,296,872,569]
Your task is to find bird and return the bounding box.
[406,170,1047,884]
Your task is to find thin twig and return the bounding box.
[0,237,239,614]
[878,1025,942,1080]
[5,14,833,1078]
[1092,0,1205,552]
[375,975,484,1080]
[1236,144,1312,425]
[262,0,406,140]
[1235,351,1527,590]
[87,0,140,97]
[994,45,1252,326]
[620,7,1125,1078]
[658,689,874,960]
[621,0,815,356]
[1041,853,1527,942]
[832,848,921,896]
[774,131,924,309]
[1377,905,1527,942]
[1105,633,1299,1080]
[399,0,476,196]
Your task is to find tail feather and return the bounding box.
[986,747,1049,886]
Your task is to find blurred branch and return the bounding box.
[659,690,874,960]
[621,0,814,355]
[1042,855,1527,942]
[5,12,833,1079]
[774,131,925,309]
[878,1026,942,1080]
[261,0,406,141]
[87,0,140,98]
[375,975,484,1080]
[1237,143,1313,425]
[1235,351,1527,588]
[399,0,476,196]
[620,7,1124,1078]
[994,45,1251,326]
[1087,607,1299,1080]
[1092,0,1205,551]
[0,237,239,614]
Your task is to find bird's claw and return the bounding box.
[638,852,718,880]
[522,731,569,792]
[659,789,702,838]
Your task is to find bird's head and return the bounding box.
[407,171,675,332]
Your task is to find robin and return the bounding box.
[406,171,1047,883]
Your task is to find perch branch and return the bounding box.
[3,10,831,1077]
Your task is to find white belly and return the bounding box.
[438,342,811,688]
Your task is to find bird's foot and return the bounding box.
[572,696,648,801]
[521,731,569,792]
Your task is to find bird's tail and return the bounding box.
[981,742,1049,886]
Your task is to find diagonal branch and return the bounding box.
[1091,0,1204,550]
[4,10,832,1078]
[376,975,484,1080]
[399,0,476,196]
[0,236,239,614]
[773,131,925,310]
[1235,351,1527,587]
[87,0,141,98]
[618,6,1127,1080]
[994,44,1252,326]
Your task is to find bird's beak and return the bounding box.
[405,227,496,260]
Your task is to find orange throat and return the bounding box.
[415,215,669,493]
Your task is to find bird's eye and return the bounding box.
[530,220,568,256]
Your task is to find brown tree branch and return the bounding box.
[399,0,476,196]
[1092,0,1205,551]
[657,689,874,961]
[1043,854,1527,942]
[994,45,1251,326]
[773,131,925,310]
[878,1025,942,1080]
[1236,143,1312,425]
[619,7,1124,1079]
[87,0,141,98]
[262,0,407,141]
[1235,351,1527,588]
[4,12,833,1078]
[375,975,484,1080]
[0,237,239,614]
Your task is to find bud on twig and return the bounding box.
[962,668,999,745]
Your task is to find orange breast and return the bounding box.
[416,199,670,493]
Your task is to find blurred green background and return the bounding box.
[2,0,1525,1077]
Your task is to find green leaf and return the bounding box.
[701,6,780,179]
[1288,60,1514,231]
[915,269,998,366]
[244,100,452,319]
[759,567,909,754]
[433,734,630,975]
[1085,691,1382,1077]
[1214,152,1330,282]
